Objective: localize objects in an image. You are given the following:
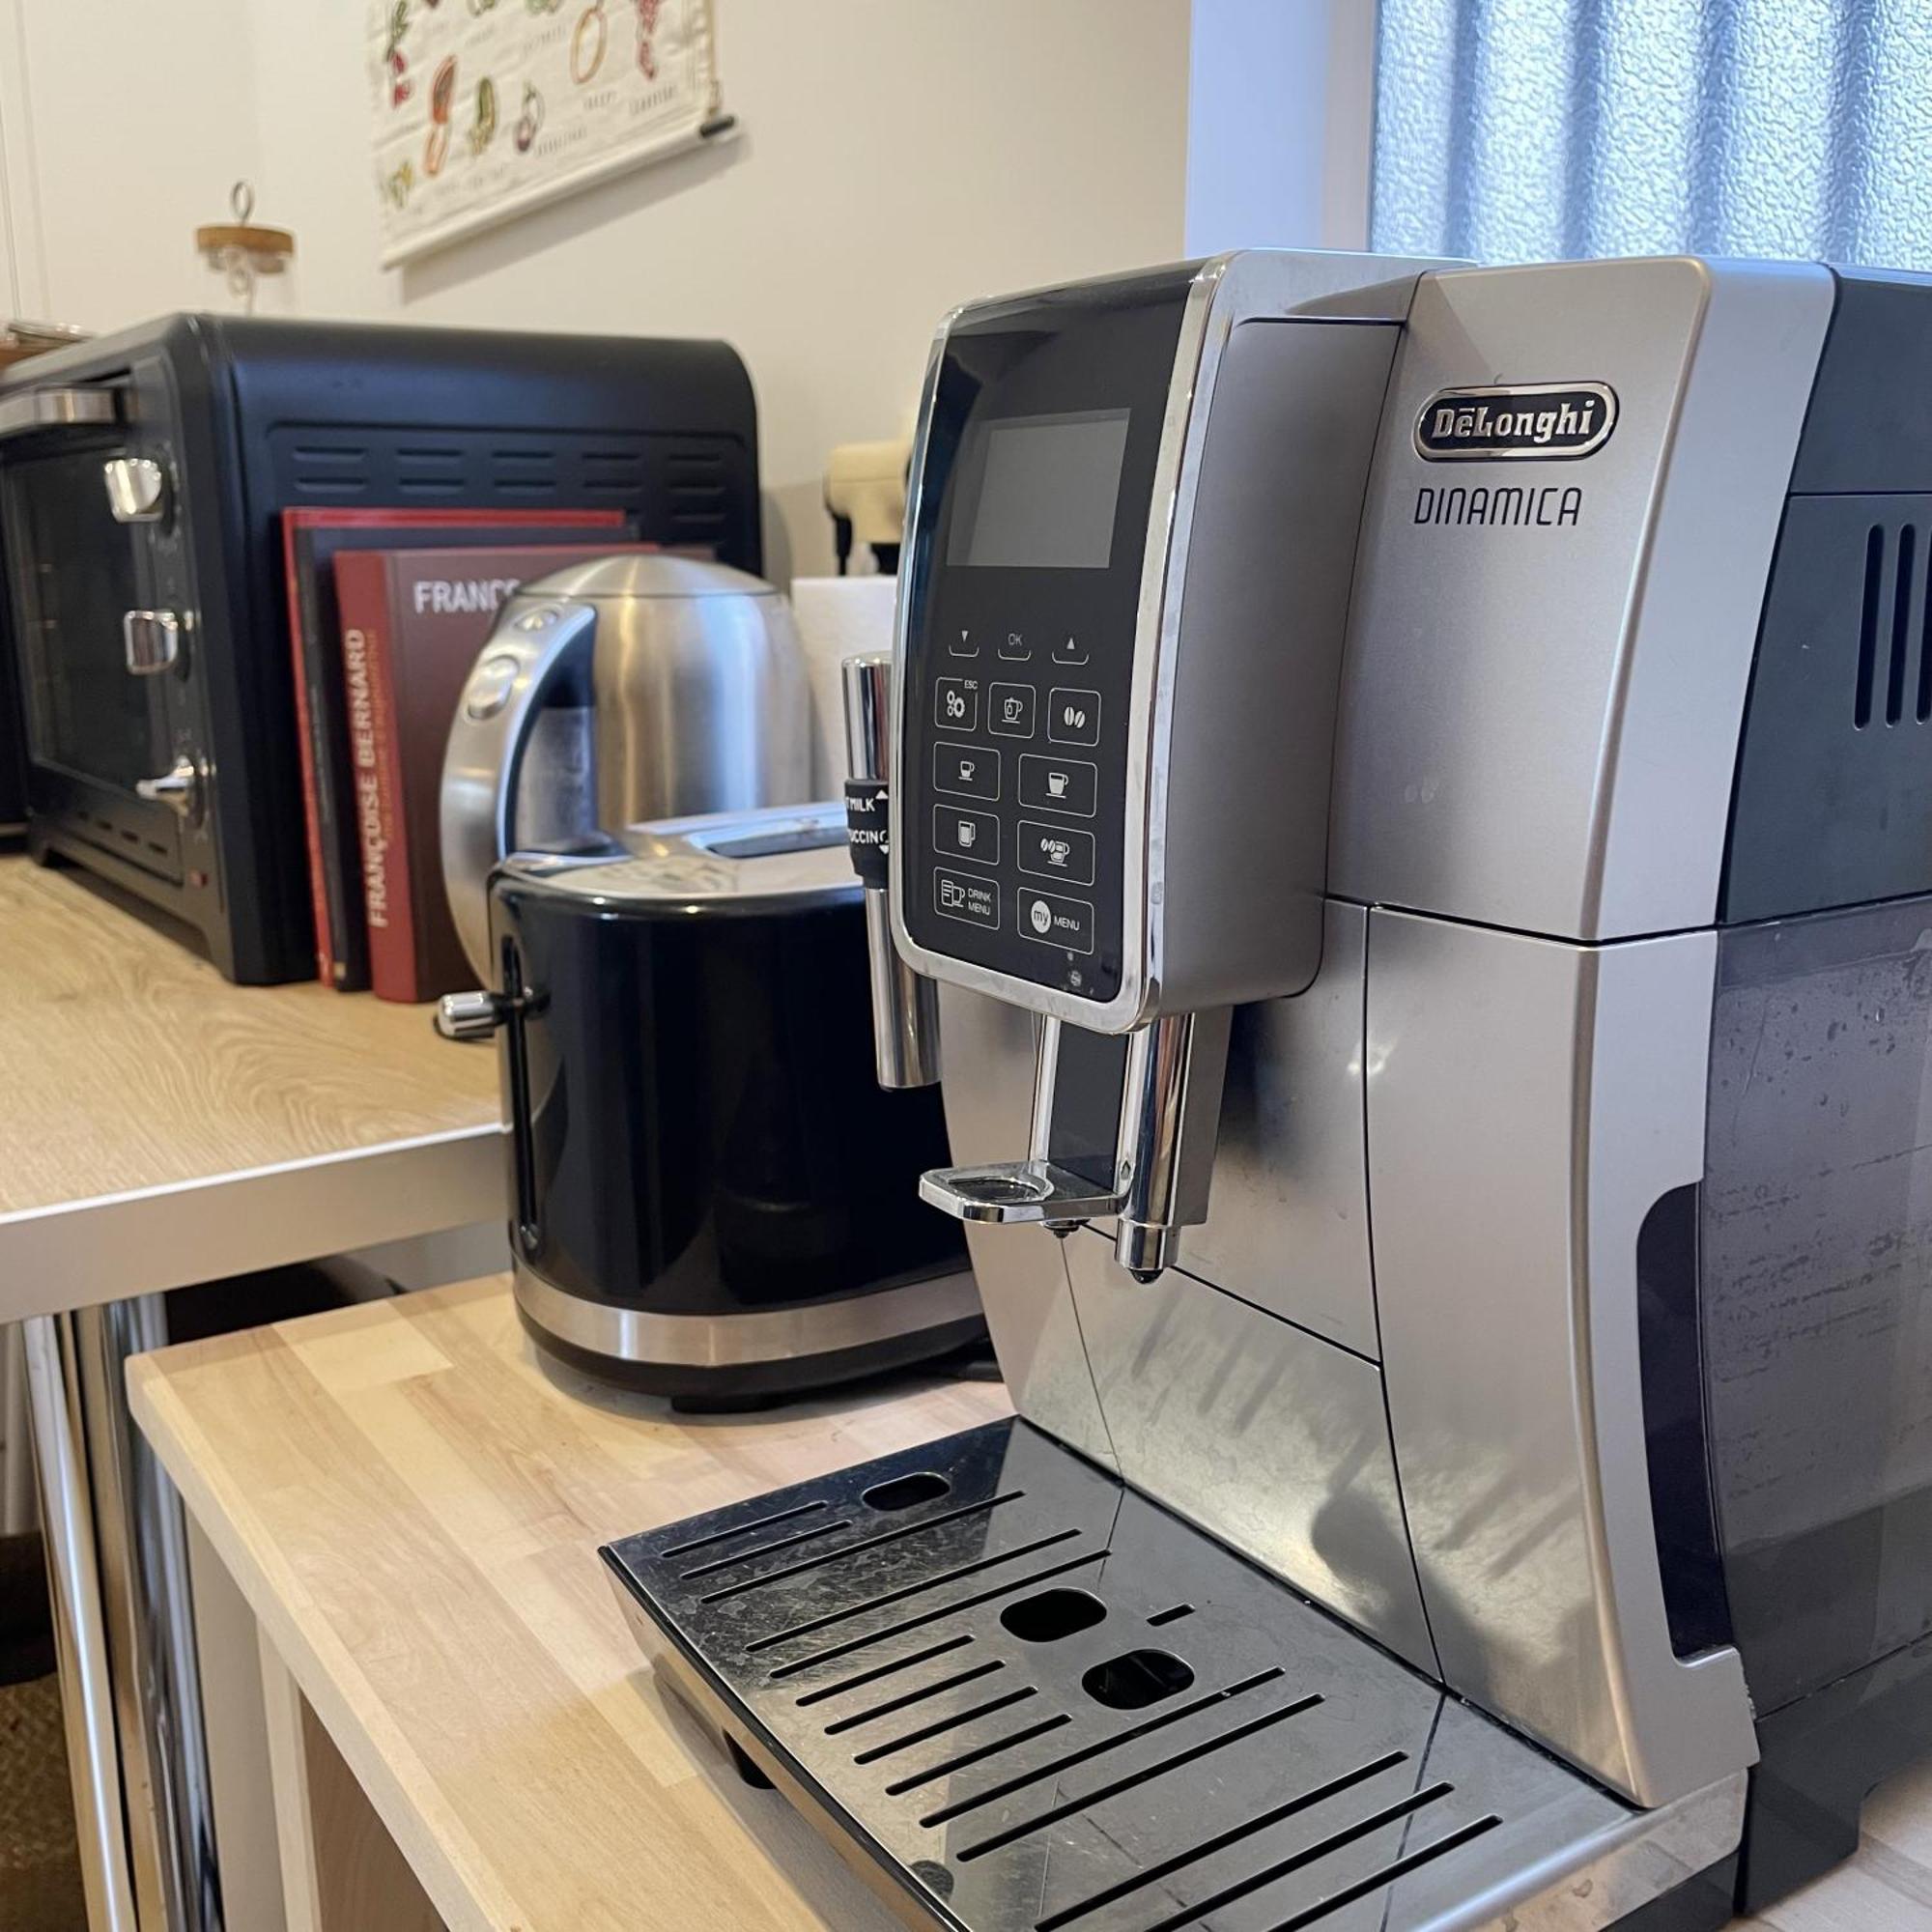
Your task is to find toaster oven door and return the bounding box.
[3,433,187,879]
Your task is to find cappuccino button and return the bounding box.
[1017,820,1095,886]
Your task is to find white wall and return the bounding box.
[1185,0,1376,256]
[0,0,1191,579]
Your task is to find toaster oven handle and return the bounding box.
[0,386,119,439]
[440,598,599,983]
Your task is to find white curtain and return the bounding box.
[1372,0,1932,268]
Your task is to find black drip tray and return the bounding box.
[603,1419,1744,1931]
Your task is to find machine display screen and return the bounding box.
[949,409,1131,570]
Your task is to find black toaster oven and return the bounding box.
[0,314,760,981]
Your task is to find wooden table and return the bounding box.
[131,1273,1932,1932]
[0,855,503,1932]
[132,1276,1010,1932]
[0,859,500,1322]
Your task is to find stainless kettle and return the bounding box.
[440,554,812,980]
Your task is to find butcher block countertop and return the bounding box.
[128,1274,1932,1932]
[0,856,501,1318]
[130,1274,1011,1932]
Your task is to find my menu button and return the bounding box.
[1019,889,1094,954]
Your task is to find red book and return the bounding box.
[336,544,657,1002]
[282,508,630,988]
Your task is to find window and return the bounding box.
[1372,0,1932,267]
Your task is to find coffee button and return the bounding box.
[933,743,1001,801]
[1019,889,1094,954]
[1018,754,1097,817]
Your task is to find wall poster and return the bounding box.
[368,0,730,268]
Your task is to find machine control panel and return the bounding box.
[896,276,1190,1008]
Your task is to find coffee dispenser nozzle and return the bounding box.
[919,1008,1231,1282]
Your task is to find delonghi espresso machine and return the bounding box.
[605,250,1932,1928]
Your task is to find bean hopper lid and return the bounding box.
[496,803,860,916]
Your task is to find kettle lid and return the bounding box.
[512,553,776,602]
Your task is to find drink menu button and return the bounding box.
[934,868,1000,930]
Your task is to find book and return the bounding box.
[281,508,631,988]
[336,543,657,1004]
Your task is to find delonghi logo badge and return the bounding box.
[1415,382,1618,462]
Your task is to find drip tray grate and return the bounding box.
[604,1419,1745,1931]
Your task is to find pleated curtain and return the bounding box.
[1372,0,1932,268]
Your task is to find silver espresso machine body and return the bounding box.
[440,552,812,980]
[605,253,1932,1929]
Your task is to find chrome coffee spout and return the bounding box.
[1112,1009,1231,1279]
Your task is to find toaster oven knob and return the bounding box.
[103,456,168,523]
[434,990,508,1042]
[122,609,184,674]
[134,755,202,820]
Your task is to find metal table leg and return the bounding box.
[2,1321,36,1534]
[25,1300,224,1932]
[23,1309,140,1931]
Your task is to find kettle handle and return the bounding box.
[440,598,599,983]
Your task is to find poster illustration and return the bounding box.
[368,0,728,268]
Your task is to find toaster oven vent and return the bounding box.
[395,445,465,497]
[488,448,559,496]
[607,1419,1733,1932]
[668,446,731,544]
[1853,520,1932,728]
[581,448,646,497]
[288,441,373,497]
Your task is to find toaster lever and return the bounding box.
[434,990,509,1043]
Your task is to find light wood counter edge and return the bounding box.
[0,1124,506,1321]
[130,1337,526,1932]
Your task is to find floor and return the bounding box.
[0,1669,84,1930]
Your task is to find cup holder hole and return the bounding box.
[861,1471,951,1513]
[1081,1648,1195,1711]
[999,1587,1107,1643]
